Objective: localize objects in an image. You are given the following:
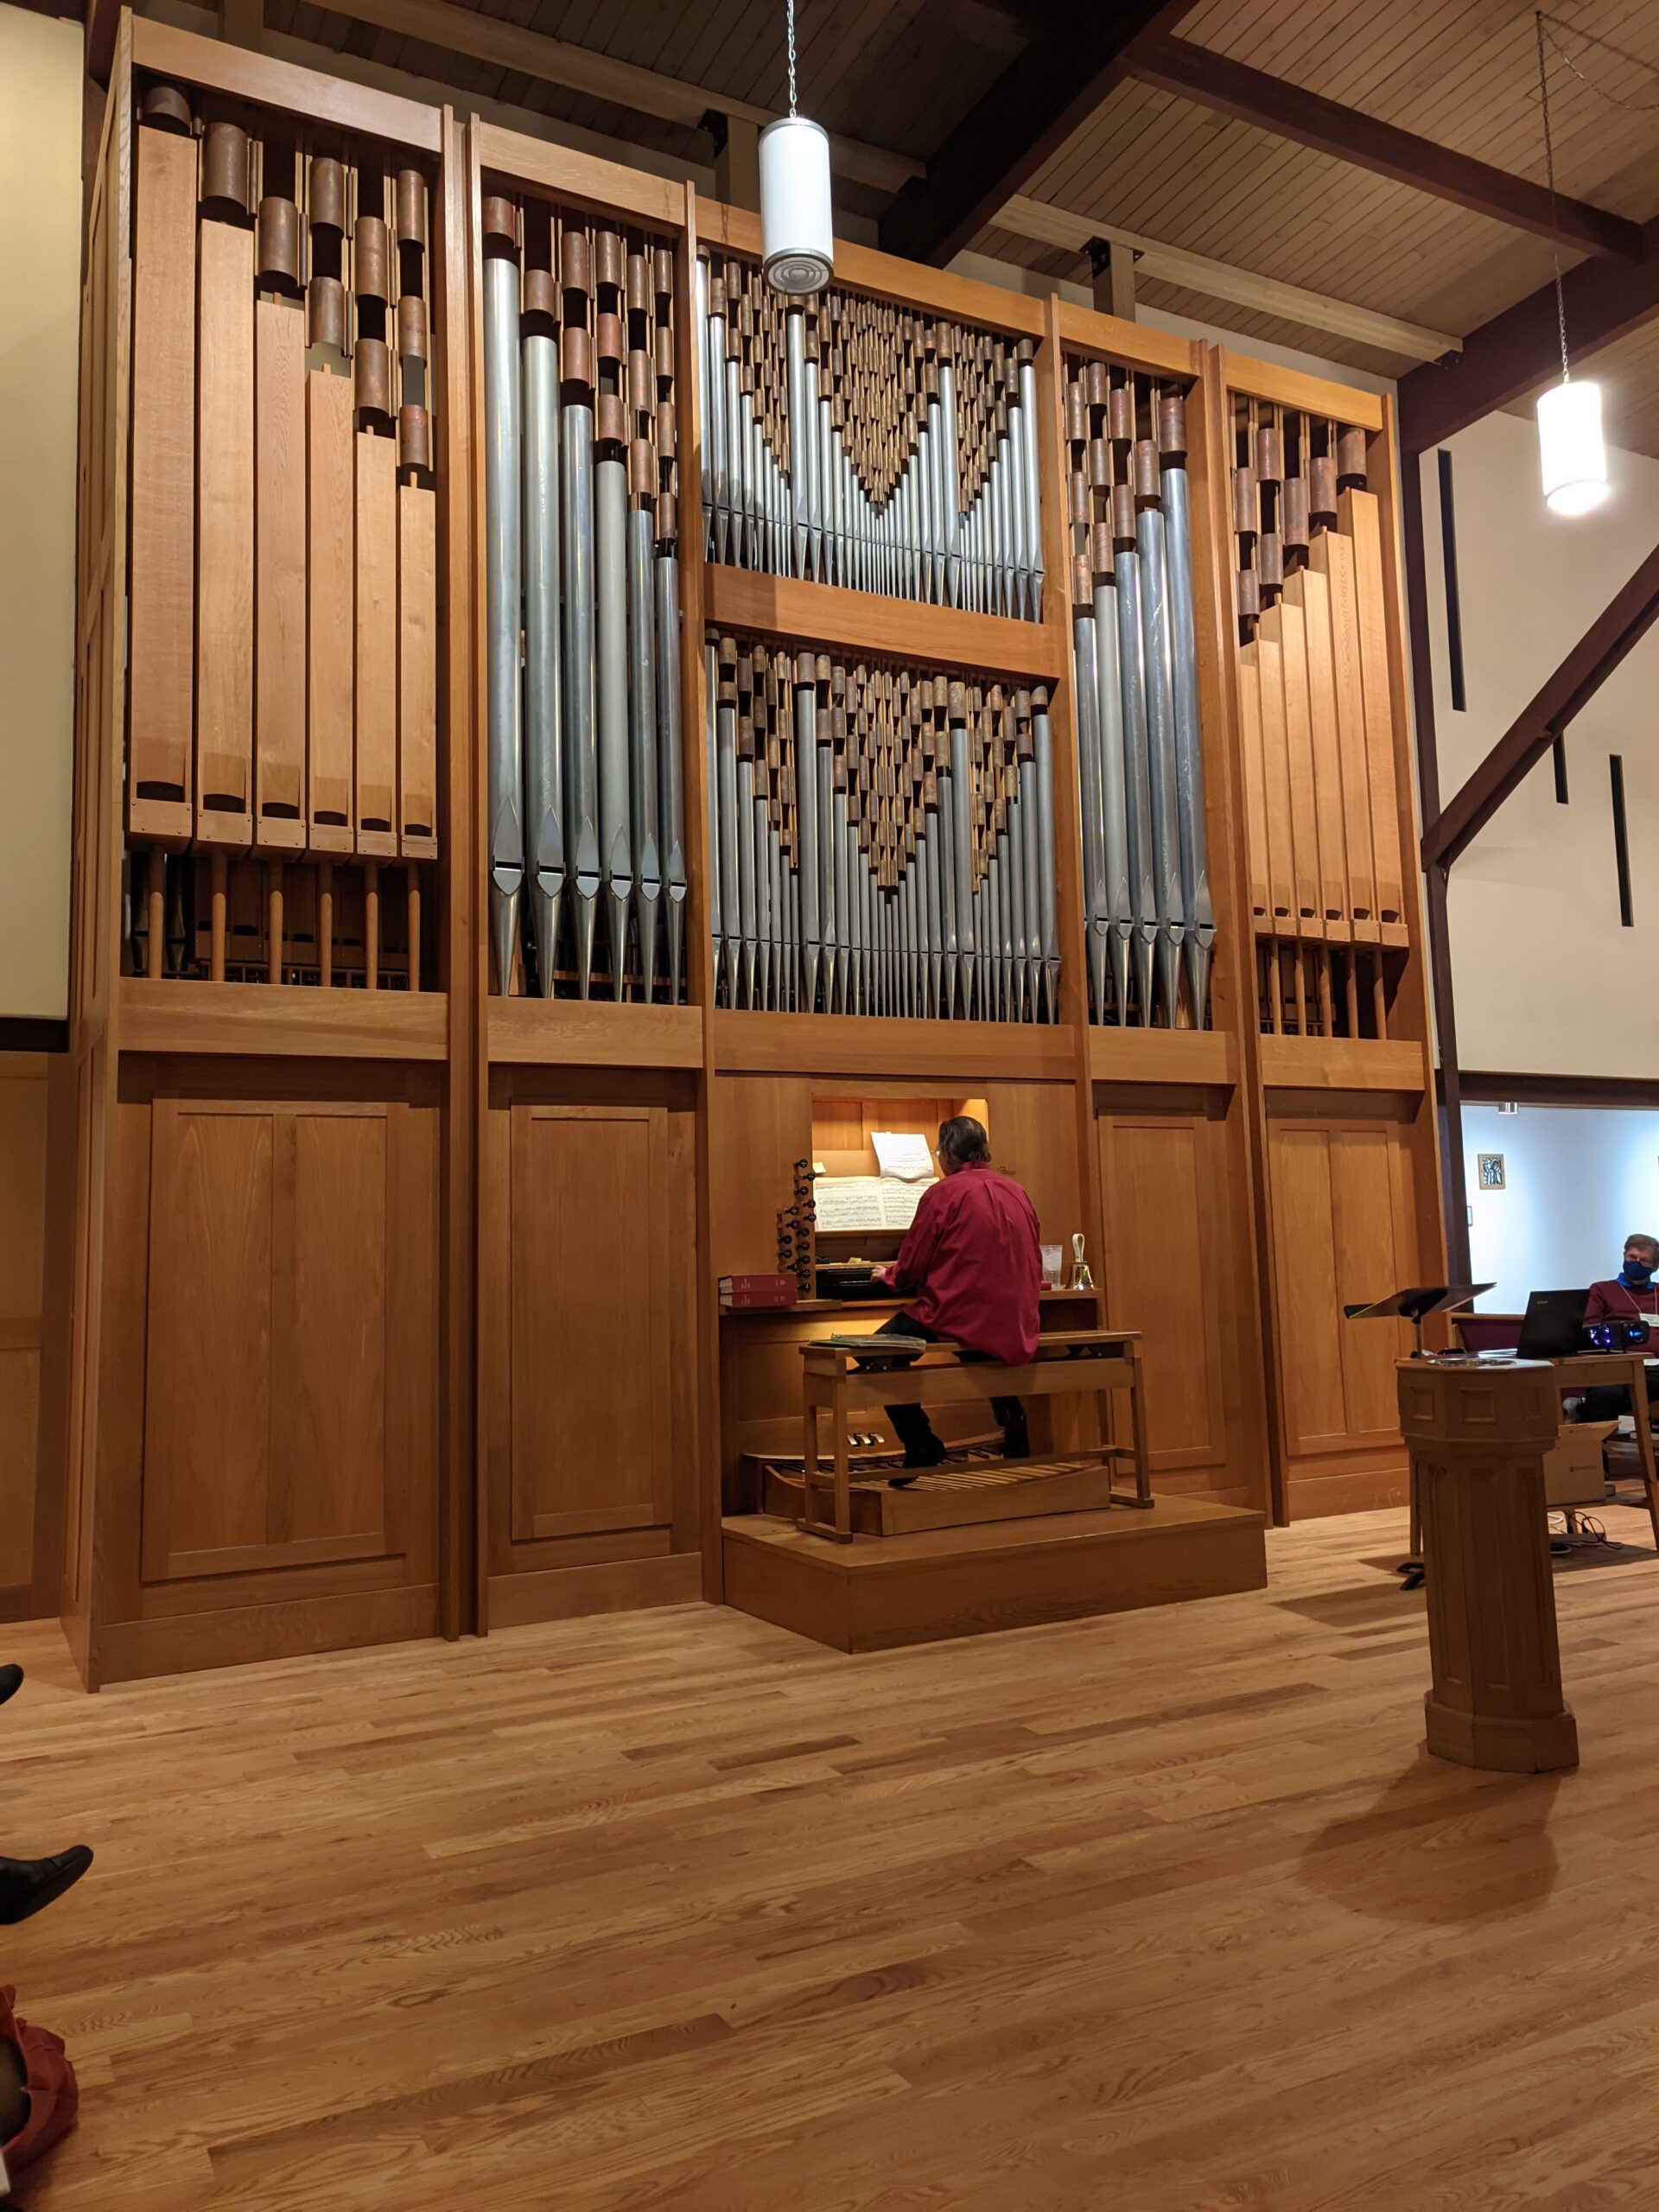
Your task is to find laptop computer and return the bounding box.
[1514,1288,1591,1362]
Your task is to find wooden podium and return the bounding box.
[1397,1360,1578,1773]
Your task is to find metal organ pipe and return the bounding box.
[481,204,687,1001]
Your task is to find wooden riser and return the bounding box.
[723,1495,1268,1652]
[763,1452,1123,1535]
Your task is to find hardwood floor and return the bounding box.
[5,1505,1656,2209]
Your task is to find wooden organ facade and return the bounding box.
[37,16,1442,1681]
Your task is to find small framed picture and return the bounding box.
[1478,1153,1506,1191]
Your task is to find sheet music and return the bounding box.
[871,1130,935,1182]
[813,1173,936,1231]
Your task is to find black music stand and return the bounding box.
[1343,1283,1495,1359]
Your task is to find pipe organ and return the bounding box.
[1063,358,1216,1032]
[60,13,1446,1686]
[695,254,1044,617]
[1230,399,1408,1041]
[481,194,688,1002]
[704,639,1058,1021]
[124,82,438,989]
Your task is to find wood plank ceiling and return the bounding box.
[264,0,1659,449]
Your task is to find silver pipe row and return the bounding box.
[483,233,687,1001]
[704,647,1057,1022]
[1075,450,1215,1028]
[696,267,1044,620]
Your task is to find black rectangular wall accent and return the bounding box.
[1553,734,1569,804]
[1436,448,1466,713]
[1611,753,1633,927]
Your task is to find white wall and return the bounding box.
[1419,409,1659,1079]
[1465,1103,1659,1311]
[0,4,79,1024]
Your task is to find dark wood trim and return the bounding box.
[1129,35,1643,265]
[84,0,120,88]
[876,2,1198,267]
[1399,454,1470,1283]
[1435,449,1465,715]
[1399,218,1659,453]
[1423,541,1659,873]
[1453,1070,1659,1111]
[0,1018,68,1053]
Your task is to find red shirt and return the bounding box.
[1586,1277,1659,1325]
[886,1164,1042,1364]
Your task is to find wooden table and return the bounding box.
[1416,1347,1659,1553]
[1397,1359,1578,1773]
[799,1329,1149,1543]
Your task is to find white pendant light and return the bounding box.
[760,0,834,296]
[1537,376,1607,515]
[1533,11,1608,518]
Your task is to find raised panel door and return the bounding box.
[1097,1114,1228,1474]
[1268,1124,1349,1453]
[510,1104,673,1542]
[143,1101,274,1577]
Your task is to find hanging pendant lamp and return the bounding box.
[1533,11,1607,516]
[760,0,833,295]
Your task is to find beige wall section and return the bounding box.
[1419,410,1659,1079]
[0,4,79,1024]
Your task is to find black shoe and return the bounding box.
[0,1663,21,1707]
[1001,1411,1031,1461]
[890,1440,947,1487]
[0,1846,94,1926]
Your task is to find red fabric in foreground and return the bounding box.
[886,1165,1042,1365]
[0,1985,79,2180]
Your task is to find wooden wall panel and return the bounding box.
[708,1074,811,1280]
[132,1081,437,1612]
[128,122,196,843]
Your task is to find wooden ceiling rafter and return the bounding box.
[876,0,1201,267]
[297,0,923,194]
[995,192,1460,364]
[1399,213,1659,451]
[1127,32,1645,264]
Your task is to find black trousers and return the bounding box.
[876,1311,1026,1458]
[1580,1369,1659,1423]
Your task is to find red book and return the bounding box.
[718,1274,798,1310]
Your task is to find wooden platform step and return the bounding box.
[762,1450,1127,1535]
[723,1494,1268,1652]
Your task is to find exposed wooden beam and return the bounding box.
[220,0,264,49]
[879,0,1198,268]
[1423,538,1659,873]
[302,0,920,194]
[998,194,1460,364]
[1398,217,1659,451]
[84,0,120,87]
[1130,34,1645,264]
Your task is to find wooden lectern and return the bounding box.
[1396,1360,1579,1774]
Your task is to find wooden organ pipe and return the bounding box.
[121,85,439,988]
[1231,397,1405,1040]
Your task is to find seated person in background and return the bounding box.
[868,1115,1043,1479]
[1582,1232,1659,1424]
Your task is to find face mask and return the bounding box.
[1621,1259,1653,1287]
